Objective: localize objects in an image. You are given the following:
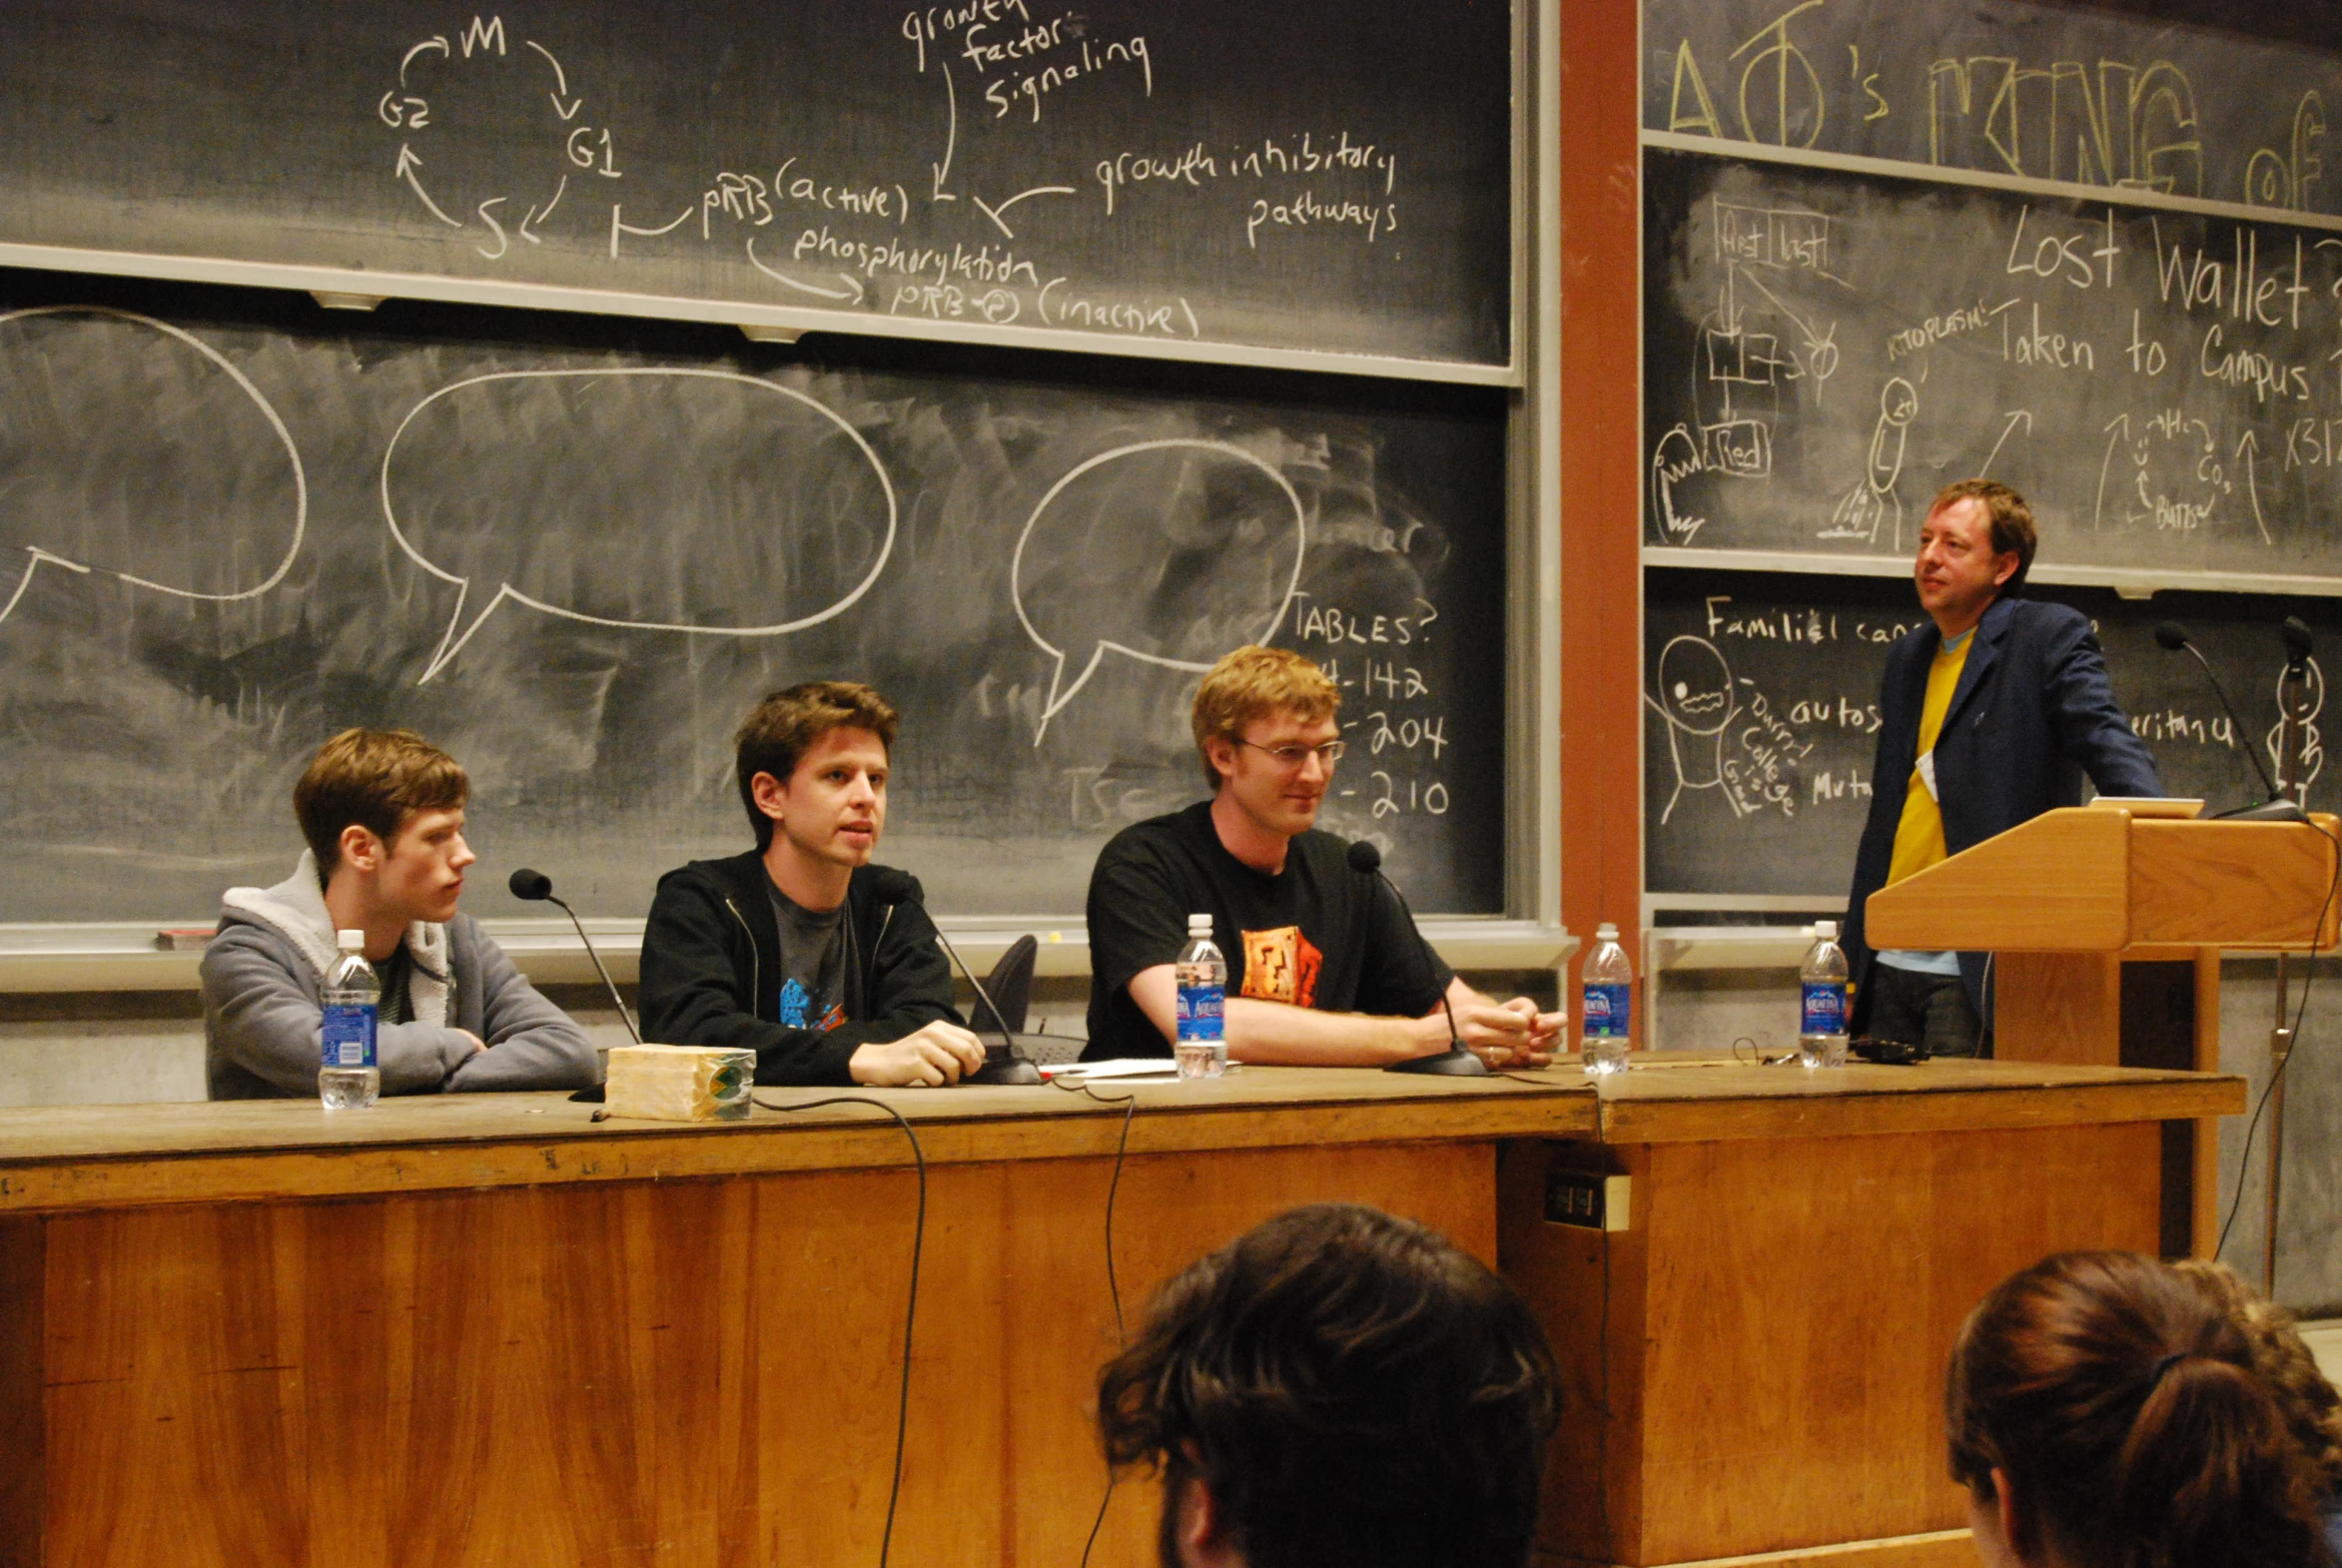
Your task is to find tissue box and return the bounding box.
[602,1045,756,1122]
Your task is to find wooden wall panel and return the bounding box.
[1995,953,2123,1065]
[1632,1122,2160,1563]
[1559,0,1646,1031]
[1504,1122,2161,1566]
[34,1141,1492,1568]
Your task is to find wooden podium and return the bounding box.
[1866,803,2337,1252]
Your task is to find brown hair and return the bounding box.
[1189,645,1340,792]
[1946,1250,2329,1568]
[734,681,900,851]
[294,729,469,874]
[2173,1258,2342,1498]
[1930,477,2037,592]
[1099,1204,1560,1568]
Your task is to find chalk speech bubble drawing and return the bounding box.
[0,307,307,628]
[1013,438,1305,744]
[382,369,897,682]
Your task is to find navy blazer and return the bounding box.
[1844,594,2163,1035]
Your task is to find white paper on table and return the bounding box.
[1041,1058,1184,1081]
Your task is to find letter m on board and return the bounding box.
[461,15,506,56]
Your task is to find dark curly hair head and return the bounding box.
[1098,1203,1561,1568]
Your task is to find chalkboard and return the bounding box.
[1642,0,2342,215]
[1645,148,2342,576]
[0,268,1506,924]
[0,1,1513,372]
[1645,567,2336,897]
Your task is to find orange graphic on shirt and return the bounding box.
[1240,926,1322,1008]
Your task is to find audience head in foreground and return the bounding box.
[1947,1249,2338,1568]
[1098,1203,1560,1568]
[2171,1257,2342,1558]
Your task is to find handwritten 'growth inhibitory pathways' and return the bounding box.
[374,9,1417,354]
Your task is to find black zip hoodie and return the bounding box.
[637,851,960,1086]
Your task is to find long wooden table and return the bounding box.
[0,1059,2238,1568]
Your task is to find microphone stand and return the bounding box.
[2264,651,2316,1292]
[509,873,641,1045]
[506,870,638,1103]
[928,926,1043,1086]
[1370,865,1487,1079]
[549,894,642,1046]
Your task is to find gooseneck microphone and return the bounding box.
[2153,621,2301,819]
[2283,615,2314,676]
[866,869,1042,1086]
[2274,617,2318,812]
[1346,840,1487,1078]
[508,868,642,1044]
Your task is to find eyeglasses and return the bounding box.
[1238,739,1346,768]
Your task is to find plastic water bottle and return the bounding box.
[1174,914,1227,1078]
[1799,921,1851,1070]
[320,929,382,1110]
[1580,922,1632,1076]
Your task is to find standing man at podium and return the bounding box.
[1844,480,2162,1056]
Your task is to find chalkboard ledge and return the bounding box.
[0,919,1575,993]
[1643,547,2342,601]
[0,241,1524,390]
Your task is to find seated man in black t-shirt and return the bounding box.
[639,681,985,1087]
[1084,646,1562,1066]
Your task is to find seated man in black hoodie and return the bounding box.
[639,682,983,1086]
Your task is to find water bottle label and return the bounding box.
[1175,984,1224,1042]
[322,1005,377,1069]
[1801,983,1847,1036]
[1582,983,1630,1038]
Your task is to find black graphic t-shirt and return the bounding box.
[1083,801,1451,1060]
[765,877,856,1034]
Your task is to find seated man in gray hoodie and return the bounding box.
[201,728,598,1099]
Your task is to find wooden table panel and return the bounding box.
[0,1218,41,1568]
[1506,1120,2161,1567]
[31,1139,1490,1568]
[0,1062,2241,1568]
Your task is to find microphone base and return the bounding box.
[969,1053,1044,1086]
[1386,1047,1490,1078]
[2214,799,2309,823]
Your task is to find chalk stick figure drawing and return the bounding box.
[2264,656,2325,799]
[1821,375,1917,548]
[0,307,307,629]
[1646,634,1745,824]
[1012,437,1305,745]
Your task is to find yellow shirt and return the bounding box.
[1885,630,1974,888]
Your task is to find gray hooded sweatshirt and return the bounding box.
[201,851,598,1099]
